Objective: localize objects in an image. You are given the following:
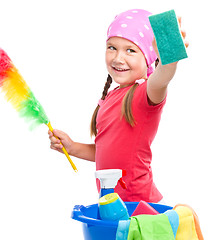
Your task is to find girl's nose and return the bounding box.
[114,51,125,64]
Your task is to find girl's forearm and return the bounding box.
[147,62,177,104]
[149,62,177,88]
[71,142,96,162]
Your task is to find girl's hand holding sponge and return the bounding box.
[149,10,189,66]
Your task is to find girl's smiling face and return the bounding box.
[106,37,148,88]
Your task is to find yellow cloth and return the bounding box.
[174,204,204,240]
[174,205,204,240]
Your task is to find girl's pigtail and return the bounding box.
[90,75,112,137]
[121,83,138,126]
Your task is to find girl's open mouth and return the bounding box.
[112,66,130,72]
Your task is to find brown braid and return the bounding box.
[121,83,138,126]
[101,74,113,100]
[90,75,112,136]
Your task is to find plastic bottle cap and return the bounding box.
[99,193,119,205]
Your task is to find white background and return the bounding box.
[0,0,207,239]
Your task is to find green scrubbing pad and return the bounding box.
[149,10,188,65]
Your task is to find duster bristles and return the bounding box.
[19,90,49,130]
[0,49,49,129]
[3,68,29,110]
[0,49,79,172]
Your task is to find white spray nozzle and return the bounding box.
[95,169,124,189]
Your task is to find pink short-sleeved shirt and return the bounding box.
[95,81,166,202]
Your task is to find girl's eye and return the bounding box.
[127,49,136,53]
[108,46,116,50]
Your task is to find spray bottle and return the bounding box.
[95,169,127,197]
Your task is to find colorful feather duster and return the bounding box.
[0,49,77,172]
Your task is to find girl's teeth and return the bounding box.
[114,67,128,71]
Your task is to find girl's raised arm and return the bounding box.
[147,17,188,105]
[147,58,177,105]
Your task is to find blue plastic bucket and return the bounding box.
[71,202,172,240]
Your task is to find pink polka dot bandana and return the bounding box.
[107,9,157,77]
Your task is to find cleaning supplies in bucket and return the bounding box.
[98,193,129,221]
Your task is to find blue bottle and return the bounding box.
[98,193,129,221]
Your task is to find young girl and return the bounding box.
[48,9,188,203]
